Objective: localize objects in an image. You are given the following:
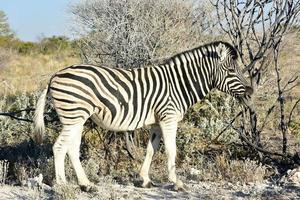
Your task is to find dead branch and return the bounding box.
[258,104,276,134]
[0,107,59,125]
[230,124,294,159]
[288,98,300,125]
[282,76,299,93]
[205,106,298,164]
[273,42,288,154]
[0,108,35,122]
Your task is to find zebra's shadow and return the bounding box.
[0,139,53,185]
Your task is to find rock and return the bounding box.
[280,168,300,185]
[25,174,44,189]
[288,170,300,184]
[190,167,201,175]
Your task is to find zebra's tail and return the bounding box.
[33,88,48,144]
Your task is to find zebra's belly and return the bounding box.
[90,112,156,132]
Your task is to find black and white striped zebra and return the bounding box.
[34,41,253,191]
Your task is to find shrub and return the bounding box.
[38,36,73,55]
[183,92,240,143]
[0,91,57,185]
[183,152,268,184]
[71,0,217,68]
[18,42,37,55]
[216,154,268,184]
[53,184,77,200]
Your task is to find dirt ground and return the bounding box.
[0,175,299,200]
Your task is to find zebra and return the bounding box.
[34,41,253,191]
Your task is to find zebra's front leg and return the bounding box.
[160,121,186,191]
[140,125,162,188]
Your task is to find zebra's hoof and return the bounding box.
[173,180,188,192]
[142,181,157,188]
[80,184,98,192]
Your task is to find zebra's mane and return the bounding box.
[160,41,238,65]
[213,41,238,60]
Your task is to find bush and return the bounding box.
[0,36,15,49]
[38,36,73,55]
[215,155,268,184]
[0,91,56,184]
[18,42,37,54]
[183,92,240,143]
[0,35,78,55]
[71,0,217,68]
[53,184,77,200]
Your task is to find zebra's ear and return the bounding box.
[216,43,227,62]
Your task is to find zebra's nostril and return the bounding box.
[245,86,253,96]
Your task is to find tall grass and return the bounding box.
[0,51,79,95]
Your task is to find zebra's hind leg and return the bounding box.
[66,124,97,192]
[53,124,95,191]
[53,126,71,185]
[140,125,162,188]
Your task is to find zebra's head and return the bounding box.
[214,42,253,100]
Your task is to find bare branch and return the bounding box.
[288,98,300,125]
[230,123,291,158]
[282,76,299,92]
[212,0,300,149]
[0,108,35,122]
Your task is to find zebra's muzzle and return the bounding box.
[245,85,253,96]
[238,95,253,108]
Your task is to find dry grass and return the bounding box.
[0,51,79,95]
[183,153,268,184]
[215,154,268,184]
[53,184,78,200]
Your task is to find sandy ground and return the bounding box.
[0,178,299,200]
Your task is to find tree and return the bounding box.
[39,36,71,54]
[0,10,13,37]
[70,0,216,68]
[212,0,300,155]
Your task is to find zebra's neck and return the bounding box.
[160,45,217,113]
